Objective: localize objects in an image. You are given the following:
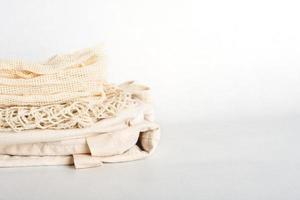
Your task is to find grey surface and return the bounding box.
[0,117,300,200]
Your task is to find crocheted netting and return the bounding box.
[0,48,137,132]
[0,84,137,132]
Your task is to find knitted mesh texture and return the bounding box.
[0,48,136,132]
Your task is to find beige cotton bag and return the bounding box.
[0,48,160,168]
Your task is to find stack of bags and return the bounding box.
[0,48,160,168]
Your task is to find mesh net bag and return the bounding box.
[0,48,137,132]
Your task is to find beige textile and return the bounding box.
[0,48,160,168]
[0,102,160,168]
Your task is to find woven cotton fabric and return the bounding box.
[0,47,160,168]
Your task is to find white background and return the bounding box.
[0,0,300,200]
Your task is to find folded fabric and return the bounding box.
[0,48,160,168]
